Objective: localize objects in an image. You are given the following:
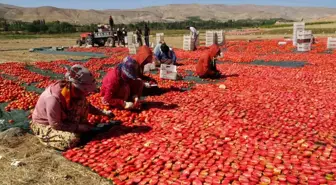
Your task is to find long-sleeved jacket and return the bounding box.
[153,44,177,65]
[32,81,101,132]
[100,66,143,108]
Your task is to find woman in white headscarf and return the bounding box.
[31,65,113,151]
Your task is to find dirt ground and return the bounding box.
[0,130,112,185]
[0,38,92,63]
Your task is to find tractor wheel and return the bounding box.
[97,39,105,47]
[106,38,115,47]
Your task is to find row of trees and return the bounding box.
[126,18,286,30]
[0,19,77,33]
[0,18,288,34]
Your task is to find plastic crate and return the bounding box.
[293,22,305,46]
[215,30,225,45]
[128,44,138,54]
[160,64,177,80]
[205,31,216,47]
[297,43,311,52]
[297,30,312,40]
[327,37,336,49]
[183,35,194,51]
[156,33,164,44]
[127,32,135,45]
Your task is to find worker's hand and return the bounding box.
[124,102,134,109]
[134,97,142,109]
[77,124,94,133]
[154,59,161,67]
[144,82,151,88]
[102,110,115,118]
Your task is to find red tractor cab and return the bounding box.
[76,28,115,47]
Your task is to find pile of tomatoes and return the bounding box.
[0,77,26,103]
[64,40,336,185]
[5,91,39,111]
[1,39,336,184]
[0,63,48,84]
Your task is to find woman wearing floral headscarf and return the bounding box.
[31,65,113,151]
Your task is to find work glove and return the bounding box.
[102,110,114,117]
[124,102,134,109]
[132,96,142,109]
[144,82,151,88]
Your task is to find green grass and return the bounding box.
[261,21,336,29]
[0,33,78,39]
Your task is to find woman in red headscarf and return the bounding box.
[196,44,222,79]
[132,46,153,80]
[131,46,160,95]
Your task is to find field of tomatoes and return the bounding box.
[1,39,336,184]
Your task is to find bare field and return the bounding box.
[0,132,112,185]
[0,38,90,63]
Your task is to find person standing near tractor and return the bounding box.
[136,27,143,46]
[117,28,124,47]
[144,24,150,47]
[122,28,128,45]
[109,16,114,30]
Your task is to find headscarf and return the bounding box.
[208,44,221,59]
[119,57,139,80]
[133,46,153,66]
[62,65,97,108]
[160,43,170,55]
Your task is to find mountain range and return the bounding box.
[1,3,336,24]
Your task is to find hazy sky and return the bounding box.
[1,0,336,9]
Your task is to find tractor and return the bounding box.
[76,26,116,47]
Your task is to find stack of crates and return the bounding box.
[127,32,135,46]
[327,37,336,49]
[293,22,305,46]
[128,44,138,55]
[183,35,194,51]
[156,33,164,44]
[205,31,216,47]
[297,30,312,52]
[215,30,225,45]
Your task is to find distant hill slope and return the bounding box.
[1,3,336,24]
